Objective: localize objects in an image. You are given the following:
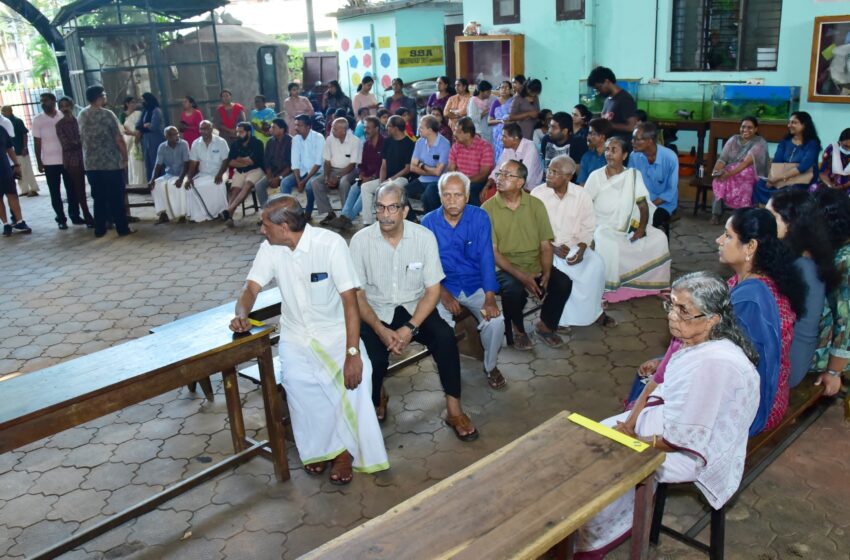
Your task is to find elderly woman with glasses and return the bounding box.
[583,137,671,302]
[574,272,761,558]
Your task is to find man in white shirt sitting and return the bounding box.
[185,120,230,222]
[311,117,362,226]
[231,194,388,485]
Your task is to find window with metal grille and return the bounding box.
[493,0,520,25]
[556,0,585,21]
[670,0,782,71]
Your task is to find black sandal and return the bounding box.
[304,461,328,476]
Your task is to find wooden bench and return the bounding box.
[150,289,283,399]
[300,410,665,560]
[649,376,832,559]
[0,321,288,560]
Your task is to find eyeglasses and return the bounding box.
[662,301,706,321]
[375,203,403,215]
[495,171,522,180]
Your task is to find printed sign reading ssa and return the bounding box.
[397,45,444,67]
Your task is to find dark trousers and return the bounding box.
[361,306,462,406]
[468,181,486,206]
[653,207,671,238]
[87,169,129,236]
[44,164,78,223]
[496,267,572,345]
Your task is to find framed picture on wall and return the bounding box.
[809,15,850,103]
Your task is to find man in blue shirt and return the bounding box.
[421,171,506,389]
[282,114,325,220]
[629,121,678,237]
[407,114,451,217]
[576,118,611,185]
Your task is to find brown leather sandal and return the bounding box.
[445,413,479,442]
[375,387,389,424]
[484,367,507,390]
[329,451,353,485]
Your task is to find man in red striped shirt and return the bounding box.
[448,117,494,206]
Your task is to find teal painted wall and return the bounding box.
[462,0,850,146]
[336,8,448,101]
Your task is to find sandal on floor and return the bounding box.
[598,313,618,328]
[512,331,533,351]
[329,451,353,485]
[375,387,389,424]
[535,327,564,348]
[304,461,328,476]
[484,367,507,390]
[446,413,479,442]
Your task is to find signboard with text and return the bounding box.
[397,45,444,68]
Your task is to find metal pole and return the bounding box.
[306,0,317,52]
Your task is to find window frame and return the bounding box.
[492,0,520,25]
[556,0,585,21]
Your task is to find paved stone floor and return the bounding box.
[0,184,848,560]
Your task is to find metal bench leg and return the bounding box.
[650,483,667,545]
[710,506,725,560]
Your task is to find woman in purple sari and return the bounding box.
[488,81,514,161]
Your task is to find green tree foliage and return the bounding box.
[276,34,302,82]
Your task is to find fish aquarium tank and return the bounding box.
[711,85,800,123]
[578,79,640,114]
[636,82,715,122]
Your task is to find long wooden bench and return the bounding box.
[0,321,288,559]
[301,410,665,560]
[649,376,833,559]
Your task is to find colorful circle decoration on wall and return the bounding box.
[380,53,391,69]
[381,75,392,89]
[351,72,361,87]
[363,53,372,68]
[349,55,358,69]
[341,38,350,52]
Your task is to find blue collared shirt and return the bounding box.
[421,205,499,297]
[628,145,679,214]
[577,149,606,185]
[412,134,451,184]
[291,130,325,175]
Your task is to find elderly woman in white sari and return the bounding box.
[583,137,671,303]
[573,272,760,558]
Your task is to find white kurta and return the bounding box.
[576,340,760,553]
[246,226,389,472]
[583,167,671,293]
[151,176,188,219]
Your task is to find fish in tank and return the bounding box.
[711,85,801,122]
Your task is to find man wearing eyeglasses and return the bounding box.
[483,159,572,350]
[350,182,478,442]
[421,172,506,390]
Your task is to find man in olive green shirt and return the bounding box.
[483,159,572,350]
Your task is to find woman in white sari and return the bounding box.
[574,272,760,558]
[583,137,671,302]
[121,98,146,187]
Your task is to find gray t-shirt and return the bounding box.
[78,106,123,171]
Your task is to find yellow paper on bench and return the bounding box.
[567,413,649,452]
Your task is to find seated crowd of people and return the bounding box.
[2,67,848,558]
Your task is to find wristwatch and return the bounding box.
[403,321,419,336]
[346,346,360,357]
[827,369,842,377]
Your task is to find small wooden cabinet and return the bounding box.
[454,34,524,84]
